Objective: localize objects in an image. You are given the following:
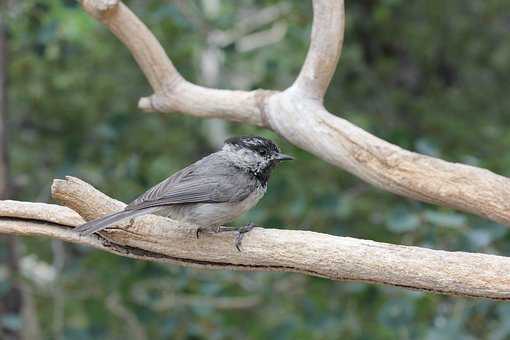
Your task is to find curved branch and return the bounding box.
[266,93,510,225]
[293,0,345,99]
[78,0,510,226]
[80,0,274,125]
[2,177,510,299]
[81,0,180,92]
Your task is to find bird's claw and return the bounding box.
[197,224,258,251]
[235,223,257,252]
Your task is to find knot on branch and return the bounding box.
[138,93,177,113]
[137,76,188,113]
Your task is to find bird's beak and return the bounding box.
[275,153,294,161]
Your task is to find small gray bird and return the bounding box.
[74,136,293,250]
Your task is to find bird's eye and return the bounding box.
[260,150,267,156]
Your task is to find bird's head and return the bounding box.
[222,136,293,184]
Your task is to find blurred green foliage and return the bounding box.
[2,0,510,338]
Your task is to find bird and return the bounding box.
[74,136,293,251]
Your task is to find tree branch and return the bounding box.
[81,0,180,92]
[266,95,510,225]
[1,177,510,300]
[293,0,345,99]
[80,0,274,126]
[78,0,510,226]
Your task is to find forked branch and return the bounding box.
[79,0,510,226]
[81,0,180,92]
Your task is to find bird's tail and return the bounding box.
[74,208,156,236]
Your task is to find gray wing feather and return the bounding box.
[126,154,256,211]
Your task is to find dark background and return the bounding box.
[2,0,510,338]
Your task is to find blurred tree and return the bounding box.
[0,14,23,340]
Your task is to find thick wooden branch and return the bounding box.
[266,93,510,225]
[81,0,180,92]
[0,177,510,299]
[78,0,510,226]
[80,0,273,126]
[139,83,274,127]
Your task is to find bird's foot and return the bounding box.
[197,224,258,251]
[235,223,257,252]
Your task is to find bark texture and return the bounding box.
[0,177,509,300]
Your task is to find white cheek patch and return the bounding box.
[222,145,271,174]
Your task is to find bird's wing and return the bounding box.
[125,156,256,211]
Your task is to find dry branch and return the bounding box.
[78,0,510,227]
[0,177,510,299]
[0,0,508,300]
